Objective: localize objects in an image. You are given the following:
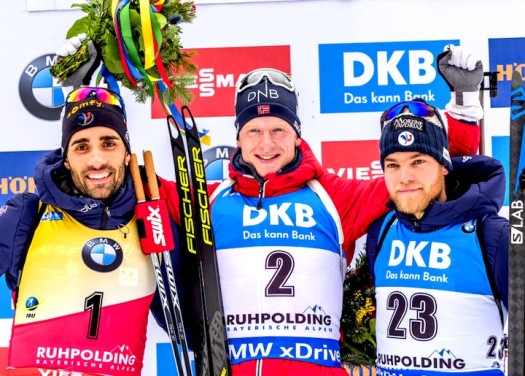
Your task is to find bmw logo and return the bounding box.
[203,146,235,181]
[462,220,477,233]
[19,54,69,121]
[82,237,124,273]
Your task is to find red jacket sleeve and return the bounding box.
[158,177,221,227]
[446,112,481,156]
[319,173,390,262]
[158,176,182,226]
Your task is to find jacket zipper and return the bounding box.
[256,180,266,210]
[101,205,110,229]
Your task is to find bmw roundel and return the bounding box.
[462,220,477,234]
[19,54,68,121]
[203,146,235,181]
[82,238,124,273]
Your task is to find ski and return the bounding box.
[167,108,231,376]
[508,69,525,376]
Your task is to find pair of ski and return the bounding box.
[129,106,231,376]
[166,106,231,376]
[508,70,525,376]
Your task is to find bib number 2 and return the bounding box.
[265,250,295,297]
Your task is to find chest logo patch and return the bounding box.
[82,237,124,272]
[461,220,477,233]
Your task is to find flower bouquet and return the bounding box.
[341,251,377,367]
[50,0,197,104]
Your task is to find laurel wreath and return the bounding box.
[50,0,197,104]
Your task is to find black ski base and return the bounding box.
[167,108,231,376]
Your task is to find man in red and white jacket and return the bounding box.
[158,45,485,376]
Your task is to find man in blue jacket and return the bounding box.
[366,98,509,376]
[0,87,188,376]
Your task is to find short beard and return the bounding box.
[392,182,445,217]
[394,191,441,217]
[70,162,125,202]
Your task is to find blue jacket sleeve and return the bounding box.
[365,215,387,280]
[0,193,40,290]
[482,213,509,311]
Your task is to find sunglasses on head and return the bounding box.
[380,100,443,129]
[236,68,296,94]
[65,87,126,117]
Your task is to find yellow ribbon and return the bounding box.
[140,0,155,70]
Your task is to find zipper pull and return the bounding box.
[118,224,129,239]
[257,181,265,210]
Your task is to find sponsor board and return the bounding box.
[318,40,458,114]
[151,46,291,119]
[0,150,49,206]
[19,54,67,121]
[488,37,525,108]
[321,140,382,180]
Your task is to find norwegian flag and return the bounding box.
[257,104,270,115]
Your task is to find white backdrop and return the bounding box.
[0,0,521,375]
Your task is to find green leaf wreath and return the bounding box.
[50,0,197,104]
[341,251,377,367]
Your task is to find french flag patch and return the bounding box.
[257,105,270,115]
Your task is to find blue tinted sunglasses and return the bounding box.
[380,100,443,129]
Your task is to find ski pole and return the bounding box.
[143,150,193,375]
[129,152,192,376]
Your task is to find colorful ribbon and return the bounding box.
[108,0,206,143]
[157,81,210,145]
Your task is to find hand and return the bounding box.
[138,165,162,195]
[438,44,483,94]
[437,45,483,122]
[56,33,88,58]
[55,34,100,86]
